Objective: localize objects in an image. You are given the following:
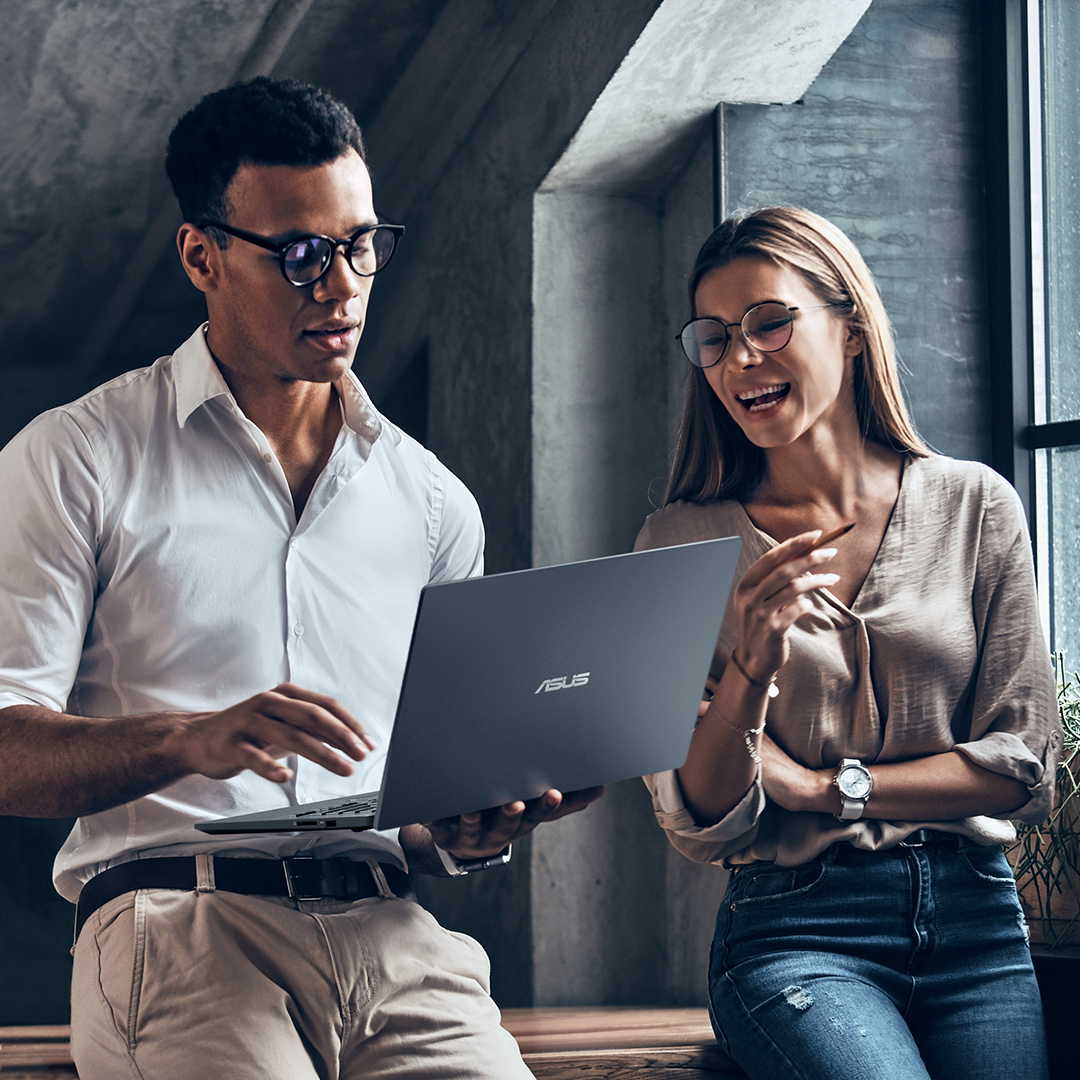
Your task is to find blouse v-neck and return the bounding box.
[736,456,909,618]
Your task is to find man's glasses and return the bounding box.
[199,220,405,287]
[677,301,830,368]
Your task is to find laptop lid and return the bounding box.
[196,535,740,835]
[372,535,740,830]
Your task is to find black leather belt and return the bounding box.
[899,828,956,847]
[75,855,414,939]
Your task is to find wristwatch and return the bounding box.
[833,758,873,821]
[435,843,513,877]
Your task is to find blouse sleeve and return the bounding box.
[642,766,765,864]
[951,473,1061,824]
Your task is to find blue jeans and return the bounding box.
[708,835,1048,1080]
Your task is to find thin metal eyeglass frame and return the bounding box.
[198,220,405,286]
[676,302,832,368]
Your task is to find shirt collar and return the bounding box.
[172,323,388,448]
[172,324,237,429]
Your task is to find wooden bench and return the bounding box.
[0,1026,76,1077]
[1,1009,746,1078]
[502,1007,745,1078]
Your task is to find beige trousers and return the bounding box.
[70,883,533,1080]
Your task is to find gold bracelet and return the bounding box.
[728,651,779,698]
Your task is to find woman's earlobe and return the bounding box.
[844,325,864,359]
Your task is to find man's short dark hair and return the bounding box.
[165,76,366,227]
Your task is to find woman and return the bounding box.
[636,206,1060,1080]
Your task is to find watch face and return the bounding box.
[838,765,872,799]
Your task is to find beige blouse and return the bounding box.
[634,455,1062,868]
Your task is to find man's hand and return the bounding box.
[424,786,605,862]
[169,682,375,785]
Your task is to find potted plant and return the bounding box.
[1009,652,1080,947]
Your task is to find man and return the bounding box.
[0,77,598,1079]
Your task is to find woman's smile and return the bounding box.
[734,382,791,414]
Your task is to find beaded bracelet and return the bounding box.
[728,651,779,698]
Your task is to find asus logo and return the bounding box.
[535,672,590,694]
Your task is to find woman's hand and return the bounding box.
[679,537,837,828]
[758,734,830,812]
[730,531,840,686]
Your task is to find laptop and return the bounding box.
[196,535,741,835]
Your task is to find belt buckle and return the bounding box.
[282,856,325,900]
[900,829,930,848]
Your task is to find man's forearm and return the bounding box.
[0,705,191,817]
[0,686,374,819]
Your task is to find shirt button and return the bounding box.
[262,453,272,463]
[293,623,305,637]
[290,540,298,550]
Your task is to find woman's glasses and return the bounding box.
[199,220,405,287]
[677,301,830,368]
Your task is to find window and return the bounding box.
[988,0,1080,660]
[1032,0,1080,662]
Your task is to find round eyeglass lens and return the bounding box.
[743,303,795,351]
[282,238,333,285]
[350,227,396,276]
[681,319,730,368]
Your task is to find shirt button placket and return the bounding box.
[286,537,303,670]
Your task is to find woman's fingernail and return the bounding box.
[822,573,841,584]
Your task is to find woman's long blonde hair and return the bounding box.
[664,206,929,506]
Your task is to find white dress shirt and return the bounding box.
[0,325,484,901]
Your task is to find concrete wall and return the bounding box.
[532,192,669,569]
[721,0,991,463]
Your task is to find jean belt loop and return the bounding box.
[195,853,217,892]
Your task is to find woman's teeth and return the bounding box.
[736,383,790,411]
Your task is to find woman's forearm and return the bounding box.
[772,744,1028,821]
[676,662,771,826]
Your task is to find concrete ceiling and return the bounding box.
[0,0,448,377]
[0,0,869,421]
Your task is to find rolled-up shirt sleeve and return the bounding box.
[953,477,1060,825]
[642,766,766,864]
[0,410,99,713]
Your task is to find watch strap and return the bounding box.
[435,843,513,876]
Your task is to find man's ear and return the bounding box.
[177,224,219,294]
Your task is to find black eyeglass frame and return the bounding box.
[198,220,405,286]
[676,301,832,368]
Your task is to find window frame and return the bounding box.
[986,0,1080,652]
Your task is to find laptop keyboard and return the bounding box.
[292,795,379,818]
